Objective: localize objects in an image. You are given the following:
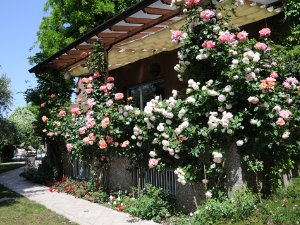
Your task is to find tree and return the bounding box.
[30,0,139,62]
[8,106,41,149]
[0,71,13,117]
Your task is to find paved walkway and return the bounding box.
[0,167,158,225]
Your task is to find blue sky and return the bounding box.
[0,0,46,115]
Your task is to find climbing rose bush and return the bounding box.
[131,1,300,195]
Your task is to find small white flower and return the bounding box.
[186,96,196,104]
[232,59,239,65]
[162,140,169,147]
[224,85,232,92]
[212,152,223,163]
[202,179,208,184]
[248,96,259,104]
[236,140,244,146]
[227,129,233,135]
[205,191,213,199]
[149,151,157,158]
[250,119,258,125]
[208,90,218,96]
[282,131,290,139]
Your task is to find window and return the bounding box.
[128,80,165,110]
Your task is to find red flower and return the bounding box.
[61,176,67,182]
[117,203,124,211]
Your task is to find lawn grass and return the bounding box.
[0,162,25,173]
[0,184,77,225]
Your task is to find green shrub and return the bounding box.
[123,184,174,222]
[192,189,257,225]
[232,188,257,219]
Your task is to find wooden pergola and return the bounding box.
[29,0,281,75]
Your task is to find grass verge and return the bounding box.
[0,162,25,173]
[0,184,77,225]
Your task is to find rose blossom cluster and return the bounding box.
[283,77,298,89]
[200,9,215,22]
[174,168,186,185]
[212,152,223,164]
[132,126,143,148]
[276,109,292,126]
[207,111,233,129]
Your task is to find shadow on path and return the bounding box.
[0,167,158,225]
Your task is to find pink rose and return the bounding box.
[276,118,285,126]
[120,140,130,148]
[106,136,113,143]
[115,93,124,101]
[71,107,81,116]
[254,42,268,51]
[42,116,48,122]
[200,9,215,22]
[40,102,46,108]
[202,40,215,49]
[99,86,107,92]
[270,72,278,79]
[237,31,248,42]
[47,132,55,137]
[218,32,236,43]
[279,109,291,120]
[171,30,183,42]
[66,144,73,152]
[259,28,271,38]
[99,140,108,149]
[79,127,87,135]
[85,88,93,94]
[93,71,100,78]
[185,0,200,5]
[106,100,114,107]
[101,117,110,128]
[283,81,291,89]
[83,137,90,145]
[50,94,56,99]
[148,158,159,169]
[86,98,96,109]
[106,83,114,90]
[88,133,96,141]
[54,121,61,126]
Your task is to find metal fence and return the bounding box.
[133,168,176,196]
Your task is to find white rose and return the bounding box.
[224,85,232,92]
[205,191,213,199]
[250,119,258,125]
[218,94,226,102]
[236,140,244,146]
[149,151,157,158]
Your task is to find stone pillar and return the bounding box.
[175,182,206,212]
[108,158,133,191]
[224,143,245,193]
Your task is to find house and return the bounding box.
[30,0,284,211]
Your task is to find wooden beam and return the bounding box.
[106,9,181,47]
[143,7,173,15]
